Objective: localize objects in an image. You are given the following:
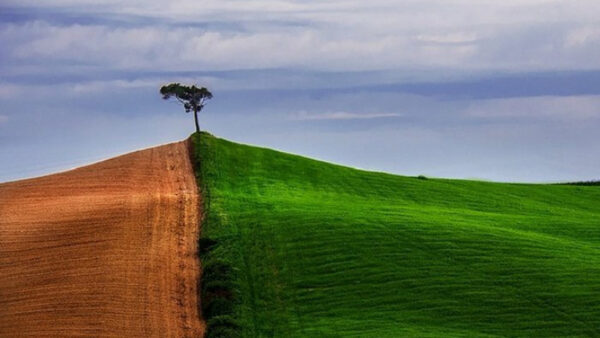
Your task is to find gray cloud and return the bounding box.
[291,111,403,121]
[464,96,600,122]
[2,1,600,72]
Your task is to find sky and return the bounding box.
[1,0,599,183]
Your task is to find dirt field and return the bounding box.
[0,140,203,337]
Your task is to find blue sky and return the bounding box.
[1,0,599,182]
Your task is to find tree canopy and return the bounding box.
[160,83,213,133]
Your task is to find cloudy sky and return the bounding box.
[1,0,599,182]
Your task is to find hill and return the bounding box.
[192,132,600,337]
[0,141,203,336]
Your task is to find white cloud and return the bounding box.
[1,22,483,72]
[0,79,152,98]
[464,95,600,121]
[565,26,600,48]
[70,79,157,93]
[291,111,402,120]
[0,83,22,99]
[416,32,479,45]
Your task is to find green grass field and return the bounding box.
[191,132,600,337]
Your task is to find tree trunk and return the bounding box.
[193,109,200,133]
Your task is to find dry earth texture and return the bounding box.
[0,140,203,337]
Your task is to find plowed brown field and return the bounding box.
[0,140,204,337]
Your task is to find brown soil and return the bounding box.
[0,140,204,337]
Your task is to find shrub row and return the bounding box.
[564,180,600,186]
[189,132,241,338]
[192,134,241,338]
[198,241,240,338]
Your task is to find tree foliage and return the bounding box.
[160,83,213,132]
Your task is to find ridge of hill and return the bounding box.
[0,140,203,337]
[192,132,600,337]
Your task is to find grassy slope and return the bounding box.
[192,132,600,337]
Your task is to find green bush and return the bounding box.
[192,133,240,337]
[202,261,233,282]
[198,237,218,257]
[206,315,241,338]
[206,325,240,338]
[203,298,235,319]
[198,252,237,337]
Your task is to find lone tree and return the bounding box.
[160,83,213,133]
